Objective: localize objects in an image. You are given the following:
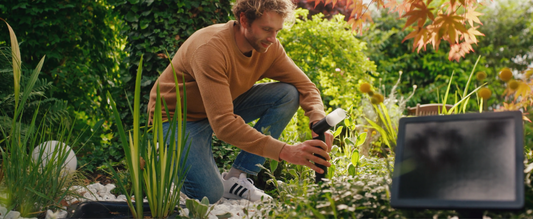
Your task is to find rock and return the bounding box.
[0,206,7,217]
[4,211,20,219]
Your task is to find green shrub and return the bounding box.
[0,20,93,218]
[0,1,124,117]
[279,9,376,112]
[277,8,376,145]
[0,0,129,173]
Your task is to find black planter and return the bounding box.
[66,201,179,218]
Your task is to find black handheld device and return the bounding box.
[311,108,346,183]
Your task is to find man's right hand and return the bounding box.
[279,140,331,174]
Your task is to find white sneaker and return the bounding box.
[222,172,272,202]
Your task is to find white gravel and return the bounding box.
[0,182,271,219]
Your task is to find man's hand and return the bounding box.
[279,140,331,174]
[312,130,333,153]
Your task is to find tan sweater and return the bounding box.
[148,20,325,161]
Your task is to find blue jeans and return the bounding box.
[162,82,299,203]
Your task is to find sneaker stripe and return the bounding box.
[234,186,243,196]
[238,188,248,197]
[229,183,239,194]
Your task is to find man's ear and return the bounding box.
[239,12,248,27]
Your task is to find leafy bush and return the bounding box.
[0,0,129,173]
[359,10,488,110]
[359,0,533,111]
[260,135,533,218]
[0,49,70,147]
[0,20,90,218]
[0,0,125,126]
[279,9,376,111]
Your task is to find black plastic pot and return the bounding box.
[66,201,179,218]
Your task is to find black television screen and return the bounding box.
[390,111,524,210]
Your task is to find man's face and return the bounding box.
[241,11,284,53]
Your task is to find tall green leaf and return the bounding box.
[1,19,21,110]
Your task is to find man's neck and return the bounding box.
[233,22,253,56]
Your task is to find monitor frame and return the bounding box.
[390,111,524,210]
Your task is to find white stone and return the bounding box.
[4,211,20,219]
[88,188,97,196]
[104,184,116,192]
[103,194,117,201]
[66,198,78,205]
[57,210,67,219]
[97,187,107,197]
[83,192,97,200]
[44,210,67,219]
[116,195,127,201]
[0,206,7,217]
[86,183,103,191]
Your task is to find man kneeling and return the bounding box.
[148,0,333,204]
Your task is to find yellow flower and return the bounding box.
[499,68,513,82]
[508,80,519,90]
[476,71,486,81]
[371,93,384,105]
[359,82,372,93]
[478,87,492,100]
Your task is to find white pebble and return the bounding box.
[97,187,107,196]
[83,192,97,201]
[104,184,116,192]
[116,195,127,201]
[0,206,7,216]
[103,194,117,201]
[86,183,100,191]
[4,211,20,219]
[45,210,67,219]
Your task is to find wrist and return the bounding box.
[278,143,288,161]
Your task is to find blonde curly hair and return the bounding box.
[232,0,296,26]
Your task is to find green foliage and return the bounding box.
[258,137,533,219]
[476,0,533,72]
[108,55,190,218]
[0,51,69,136]
[278,9,376,111]
[358,10,489,110]
[178,197,215,219]
[0,21,91,217]
[277,8,376,149]
[0,0,128,173]
[212,136,239,173]
[0,0,125,121]
[359,0,533,111]
[109,0,233,128]
[0,77,69,135]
